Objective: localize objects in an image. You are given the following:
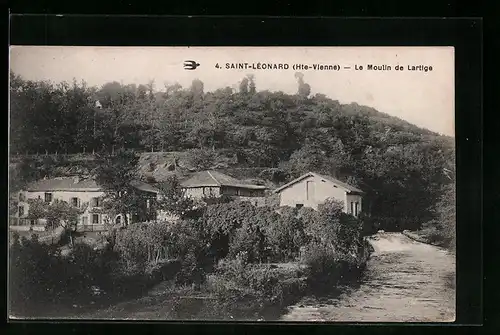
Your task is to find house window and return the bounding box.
[19,193,25,202]
[81,216,88,226]
[203,187,215,197]
[71,197,80,207]
[44,192,53,203]
[296,204,304,209]
[355,202,360,217]
[92,214,100,224]
[350,202,355,215]
[306,181,315,201]
[91,197,101,207]
[18,205,24,217]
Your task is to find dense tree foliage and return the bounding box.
[156,175,197,219]
[10,71,454,231]
[94,150,142,226]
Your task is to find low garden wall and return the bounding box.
[9,225,46,232]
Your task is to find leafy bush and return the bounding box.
[228,222,266,263]
[114,222,170,275]
[211,256,308,309]
[201,202,256,259]
[311,199,365,256]
[292,198,370,288]
[114,220,209,286]
[9,233,120,313]
[301,242,343,281]
[157,175,197,219]
[421,183,455,251]
[264,207,307,262]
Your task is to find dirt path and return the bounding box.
[281,232,456,322]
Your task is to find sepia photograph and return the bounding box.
[8,46,455,322]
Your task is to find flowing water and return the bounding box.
[281,232,456,322]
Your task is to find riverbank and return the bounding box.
[13,254,370,321]
[402,230,444,248]
[75,268,365,320]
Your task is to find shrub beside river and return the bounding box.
[9,199,372,320]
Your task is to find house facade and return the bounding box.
[13,176,159,231]
[180,170,267,204]
[273,172,364,216]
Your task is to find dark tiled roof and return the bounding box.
[273,172,363,194]
[25,176,159,193]
[180,170,266,190]
[25,177,101,192]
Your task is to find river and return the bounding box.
[280,232,456,322]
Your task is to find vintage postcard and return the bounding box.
[8,46,455,322]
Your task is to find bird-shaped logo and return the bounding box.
[184,60,200,70]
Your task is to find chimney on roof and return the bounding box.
[73,176,80,184]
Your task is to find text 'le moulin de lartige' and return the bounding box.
[217,63,434,72]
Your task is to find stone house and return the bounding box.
[180,170,267,205]
[13,176,159,231]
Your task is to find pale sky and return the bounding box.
[10,46,454,136]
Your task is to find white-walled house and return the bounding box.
[13,176,159,231]
[273,172,364,216]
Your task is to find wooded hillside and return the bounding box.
[9,71,455,231]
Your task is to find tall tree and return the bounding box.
[239,77,249,94]
[295,72,311,98]
[157,175,196,219]
[94,150,140,226]
[247,74,256,94]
